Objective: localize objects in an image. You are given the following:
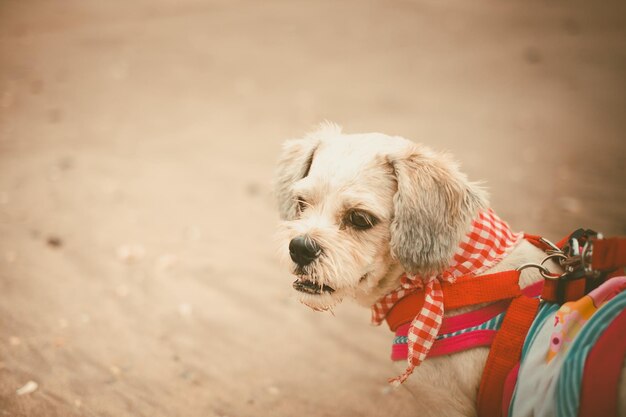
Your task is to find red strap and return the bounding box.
[523,233,570,251]
[592,237,626,271]
[385,271,522,331]
[523,234,547,250]
[477,296,540,417]
[541,278,586,304]
[578,308,626,417]
[445,271,522,309]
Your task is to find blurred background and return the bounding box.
[0,1,624,416]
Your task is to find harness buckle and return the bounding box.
[581,233,604,279]
[535,230,609,304]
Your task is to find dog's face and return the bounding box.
[275,124,486,311]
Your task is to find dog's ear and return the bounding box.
[274,136,320,220]
[389,146,487,276]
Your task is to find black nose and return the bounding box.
[289,236,321,267]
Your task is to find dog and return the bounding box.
[274,124,626,417]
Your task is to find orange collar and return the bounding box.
[384,270,524,331]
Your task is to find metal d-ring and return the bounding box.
[581,241,591,271]
[516,262,563,280]
[581,233,602,277]
[541,252,568,266]
[516,263,551,275]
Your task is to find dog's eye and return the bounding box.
[296,197,308,213]
[347,211,376,230]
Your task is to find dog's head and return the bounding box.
[275,124,487,311]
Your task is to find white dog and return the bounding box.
[275,124,625,417]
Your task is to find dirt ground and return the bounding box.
[0,1,625,416]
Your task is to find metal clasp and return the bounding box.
[581,233,603,279]
[516,262,564,280]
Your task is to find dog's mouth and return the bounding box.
[292,277,335,295]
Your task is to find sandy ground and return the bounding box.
[0,1,625,416]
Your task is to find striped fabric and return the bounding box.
[438,310,506,339]
[393,310,505,345]
[555,289,626,417]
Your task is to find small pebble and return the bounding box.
[57,156,73,170]
[4,250,17,264]
[523,46,543,64]
[267,386,280,395]
[9,336,21,346]
[381,385,394,395]
[46,236,63,248]
[115,285,129,297]
[155,254,178,271]
[16,380,38,396]
[563,18,581,35]
[117,244,145,264]
[178,303,193,318]
[246,182,261,196]
[183,226,202,242]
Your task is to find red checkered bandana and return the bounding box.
[371,209,523,385]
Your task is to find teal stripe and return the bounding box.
[436,311,505,340]
[521,301,560,359]
[393,336,408,344]
[555,290,626,417]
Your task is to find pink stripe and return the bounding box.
[391,343,408,361]
[521,280,543,298]
[440,300,510,334]
[392,330,497,361]
[394,323,409,336]
[428,330,496,357]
